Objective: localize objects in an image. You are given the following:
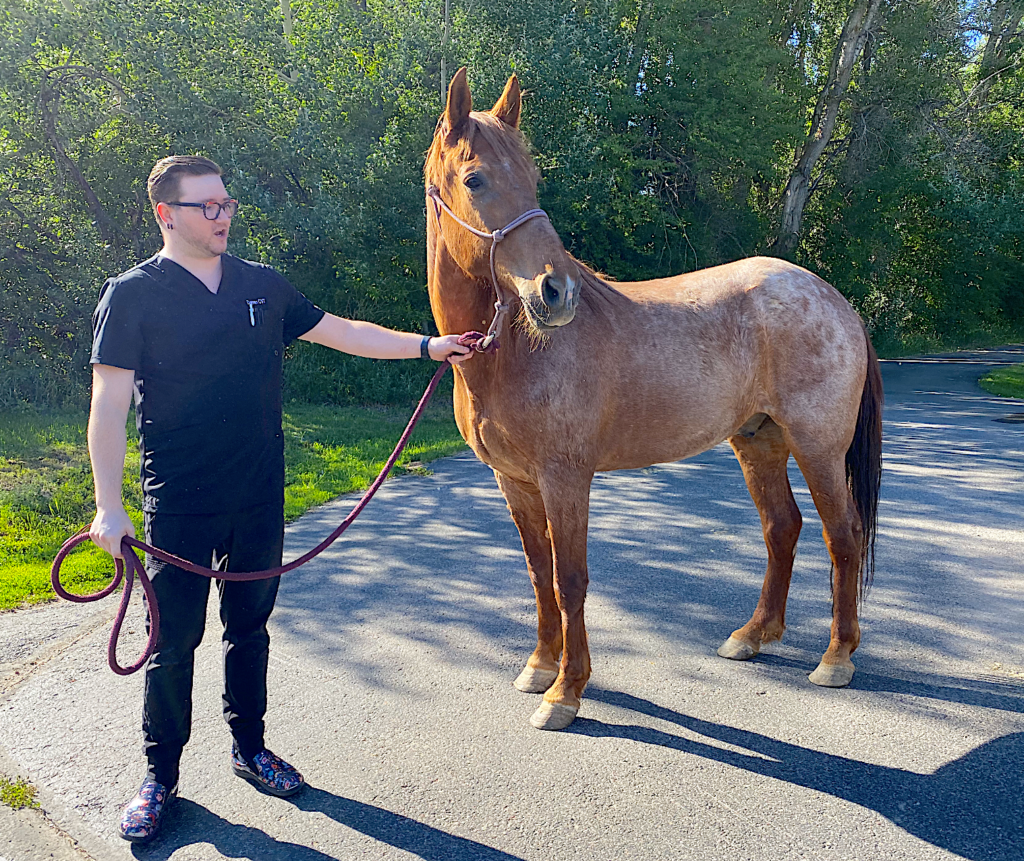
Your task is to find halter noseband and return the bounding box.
[427,184,549,352]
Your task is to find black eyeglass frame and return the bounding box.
[165,199,239,220]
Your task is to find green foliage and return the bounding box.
[0,774,39,810]
[1,0,1023,409]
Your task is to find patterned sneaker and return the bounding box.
[117,779,176,842]
[231,744,305,797]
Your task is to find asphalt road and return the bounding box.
[1,347,1023,861]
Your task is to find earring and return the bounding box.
[166,223,173,230]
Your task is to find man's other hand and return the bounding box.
[90,506,136,559]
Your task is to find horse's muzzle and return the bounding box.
[520,271,578,329]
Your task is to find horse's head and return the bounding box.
[426,68,578,331]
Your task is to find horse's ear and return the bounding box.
[441,67,472,141]
[491,75,521,129]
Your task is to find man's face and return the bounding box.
[161,173,233,258]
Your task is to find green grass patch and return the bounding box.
[281,401,467,519]
[0,774,39,810]
[0,401,466,611]
[978,364,1024,400]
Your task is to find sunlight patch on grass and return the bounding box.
[978,365,1024,400]
[0,401,466,610]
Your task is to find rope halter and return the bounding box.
[427,184,549,352]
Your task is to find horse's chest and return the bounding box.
[459,409,535,483]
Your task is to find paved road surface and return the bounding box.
[1,347,1022,860]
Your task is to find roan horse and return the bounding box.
[426,69,882,731]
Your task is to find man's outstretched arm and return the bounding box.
[88,364,136,559]
[299,314,473,363]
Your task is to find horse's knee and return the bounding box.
[554,569,588,614]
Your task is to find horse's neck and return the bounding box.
[427,231,502,340]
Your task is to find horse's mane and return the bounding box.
[571,256,630,315]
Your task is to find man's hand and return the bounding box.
[428,334,474,364]
[90,505,136,560]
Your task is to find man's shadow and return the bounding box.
[576,687,1023,861]
[133,789,525,860]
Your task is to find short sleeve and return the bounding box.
[279,275,325,345]
[91,277,144,370]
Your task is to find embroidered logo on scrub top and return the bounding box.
[246,298,267,327]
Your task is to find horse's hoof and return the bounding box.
[717,636,760,661]
[529,701,578,731]
[808,661,854,687]
[513,666,558,693]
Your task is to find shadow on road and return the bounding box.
[574,687,1024,861]
[749,654,1024,713]
[133,789,524,861]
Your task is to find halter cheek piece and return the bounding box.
[426,184,549,352]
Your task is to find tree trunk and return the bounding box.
[39,75,121,246]
[281,0,293,38]
[771,0,883,257]
[974,1,1024,104]
[440,0,450,105]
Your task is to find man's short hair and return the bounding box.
[147,155,223,213]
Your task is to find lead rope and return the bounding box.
[52,334,490,675]
[426,185,548,351]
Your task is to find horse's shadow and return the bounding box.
[577,687,1024,861]
[131,787,525,861]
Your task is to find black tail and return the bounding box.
[846,328,883,600]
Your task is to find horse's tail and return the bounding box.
[846,327,883,600]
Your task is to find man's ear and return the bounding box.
[491,75,521,129]
[440,67,472,141]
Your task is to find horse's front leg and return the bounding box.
[495,473,562,694]
[529,467,593,731]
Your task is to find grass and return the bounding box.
[0,400,466,611]
[0,774,39,810]
[977,364,1024,400]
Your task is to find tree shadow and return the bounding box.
[749,654,1024,713]
[132,788,524,861]
[574,687,1024,861]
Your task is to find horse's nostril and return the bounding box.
[542,277,562,307]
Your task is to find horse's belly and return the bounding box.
[593,380,752,471]
[595,423,733,472]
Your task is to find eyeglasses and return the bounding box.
[166,199,239,220]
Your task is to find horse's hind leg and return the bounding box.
[787,440,864,688]
[719,419,802,661]
[494,473,562,694]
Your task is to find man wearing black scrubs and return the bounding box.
[88,155,472,842]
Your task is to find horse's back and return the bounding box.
[589,257,868,466]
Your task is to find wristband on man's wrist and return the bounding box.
[420,335,432,360]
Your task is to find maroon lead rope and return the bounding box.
[52,333,495,676]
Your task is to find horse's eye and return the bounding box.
[464,174,484,191]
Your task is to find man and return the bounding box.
[89,155,471,842]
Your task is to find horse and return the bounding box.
[425,68,882,731]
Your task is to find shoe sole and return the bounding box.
[117,789,176,842]
[232,764,305,797]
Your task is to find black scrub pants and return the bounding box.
[142,500,284,788]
